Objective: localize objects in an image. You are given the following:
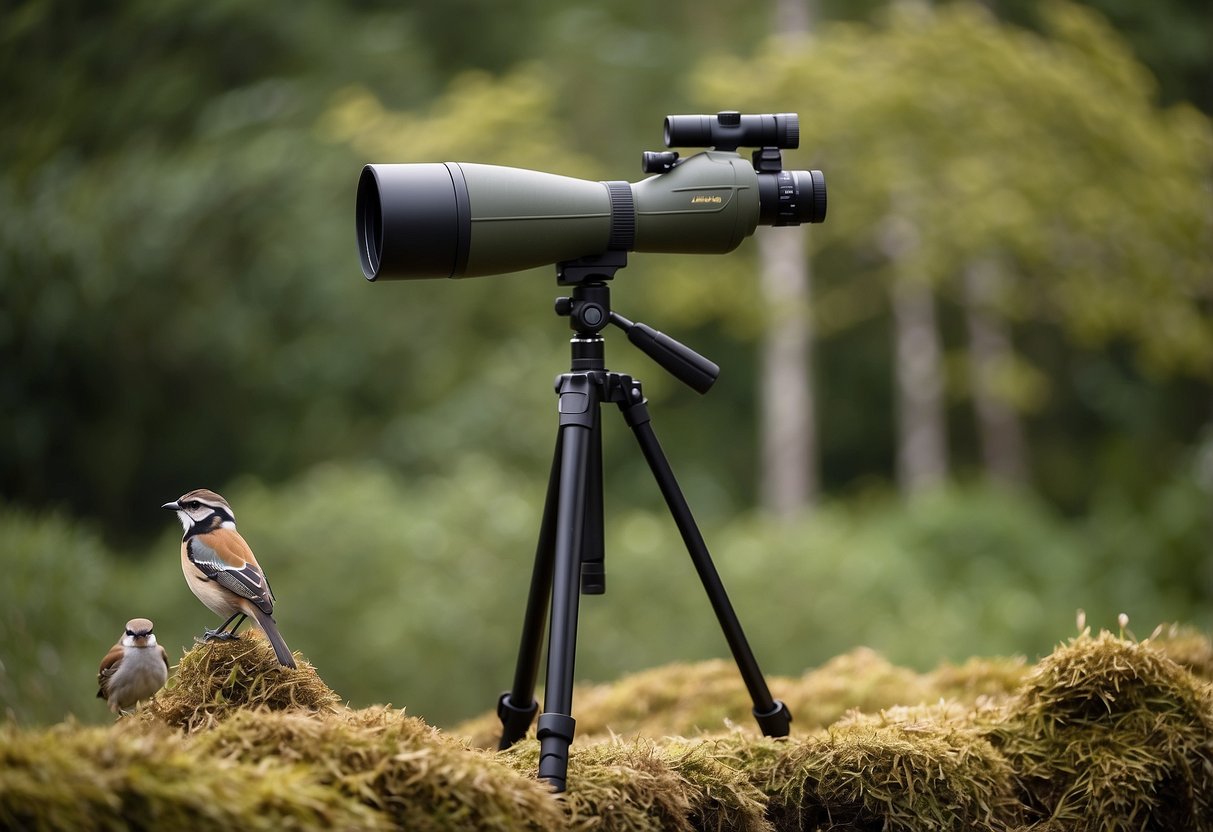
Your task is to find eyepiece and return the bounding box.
[803,169,827,223]
[756,168,826,226]
[664,111,800,152]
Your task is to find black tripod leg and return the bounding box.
[580,404,606,595]
[619,390,792,737]
[498,433,563,749]
[535,374,596,792]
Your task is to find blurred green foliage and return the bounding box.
[0,508,118,722]
[694,2,1212,504]
[3,0,1208,533]
[1,0,1210,728]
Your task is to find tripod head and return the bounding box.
[554,254,720,394]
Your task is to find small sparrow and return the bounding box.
[97,618,169,714]
[162,488,297,669]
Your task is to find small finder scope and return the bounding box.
[663,111,799,152]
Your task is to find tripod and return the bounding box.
[495,252,791,793]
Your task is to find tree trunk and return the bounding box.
[884,0,948,498]
[758,228,818,513]
[773,0,812,35]
[963,258,1028,486]
[757,0,818,517]
[891,277,949,494]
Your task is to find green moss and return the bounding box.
[710,718,1022,832]
[194,708,562,832]
[990,630,1213,831]
[501,736,771,832]
[139,631,341,732]
[1150,622,1213,682]
[0,721,386,831]
[925,654,1030,703]
[4,625,1211,831]
[458,648,1029,747]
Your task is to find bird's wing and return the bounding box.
[97,643,123,698]
[187,529,275,616]
[157,644,170,673]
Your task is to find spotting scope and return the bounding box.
[356,111,825,280]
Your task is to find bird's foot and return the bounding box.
[197,628,240,643]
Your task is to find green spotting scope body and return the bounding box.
[357,113,825,280]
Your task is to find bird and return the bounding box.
[162,488,297,669]
[97,617,170,715]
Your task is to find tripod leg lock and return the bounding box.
[753,699,792,737]
[536,712,578,792]
[580,560,605,594]
[496,693,540,750]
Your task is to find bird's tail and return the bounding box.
[248,606,297,669]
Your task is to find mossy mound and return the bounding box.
[193,708,562,831]
[140,630,341,731]
[548,658,768,740]
[784,648,1027,729]
[991,629,1213,831]
[710,717,1022,832]
[1150,622,1213,681]
[4,625,1211,830]
[502,736,771,832]
[0,720,387,831]
[924,654,1031,703]
[459,648,1029,746]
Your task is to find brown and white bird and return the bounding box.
[162,488,297,668]
[97,617,170,714]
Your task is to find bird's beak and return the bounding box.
[161,501,180,511]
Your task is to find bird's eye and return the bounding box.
[125,630,134,637]
[187,500,200,509]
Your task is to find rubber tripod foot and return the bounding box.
[754,699,792,737]
[536,713,577,792]
[496,693,539,750]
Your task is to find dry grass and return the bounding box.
[3,624,1211,831]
